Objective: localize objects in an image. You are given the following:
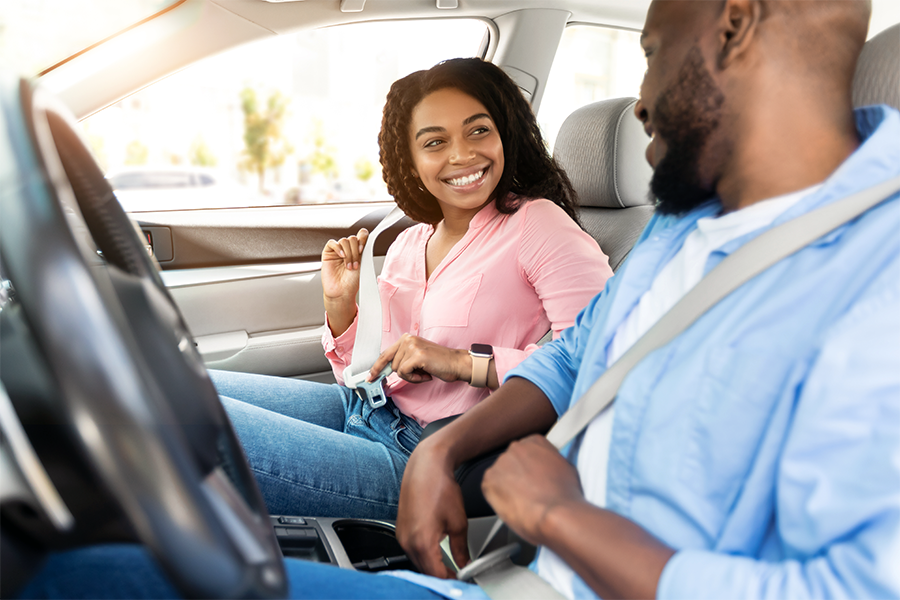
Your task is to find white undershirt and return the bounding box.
[537,185,819,599]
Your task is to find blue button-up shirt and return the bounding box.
[508,105,900,599]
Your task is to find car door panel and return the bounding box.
[141,203,406,381]
[136,203,411,269]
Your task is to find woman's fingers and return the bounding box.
[384,335,466,383]
[369,339,400,381]
[323,228,369,270]
[322,238,343,261]
[343,228,368,269]
[356,228,369,254]
[338,237,358,269]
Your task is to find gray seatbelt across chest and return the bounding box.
[458,176,900,600]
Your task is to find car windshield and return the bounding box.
[0,0,181,76]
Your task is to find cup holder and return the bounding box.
[332,520,418,573]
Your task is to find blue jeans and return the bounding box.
[16,545,459,599]
[210,369,423,519]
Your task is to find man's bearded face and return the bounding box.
[650,47,726,216]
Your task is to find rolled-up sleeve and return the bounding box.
[658,282,900,599]
[517,200,613,336]
[505,291,607,417]
[492,201,613,387]
[321,310,359,385]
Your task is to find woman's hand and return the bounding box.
[322,228,368,336]
[369,334,470,384]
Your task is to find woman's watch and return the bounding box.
[468,343,494,388]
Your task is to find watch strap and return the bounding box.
[469,351,491,388]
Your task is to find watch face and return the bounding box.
[470,343,493,356]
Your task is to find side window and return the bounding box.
[81,19,488,212]
[539,25,644,151]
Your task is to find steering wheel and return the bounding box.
[0,77,287,598]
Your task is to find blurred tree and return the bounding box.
[189,136,218,167]
[239,87,293,192]
[306,119,339,180]
[354,157,374,182]
[124,140,149,166]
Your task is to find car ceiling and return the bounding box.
[210,0,651,32]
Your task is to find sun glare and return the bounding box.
[0,0,177,76]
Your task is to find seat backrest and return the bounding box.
[552,24,897,273]
[553,97,654,271]
[852,23,900,110]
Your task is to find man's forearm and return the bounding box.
[539,501,674,599]
[421,376,559,468]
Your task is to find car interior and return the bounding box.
[1,0,898,597]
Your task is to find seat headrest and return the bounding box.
[553,97,653,209]
[852,23,900,110]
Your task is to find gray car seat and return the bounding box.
[852,24,899,110]
[553,97,655,271]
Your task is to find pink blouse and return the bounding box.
[322,198,613,426]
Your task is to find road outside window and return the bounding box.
[539,25,644,152]
[80,20,488,212]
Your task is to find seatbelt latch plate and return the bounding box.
[343,364,392,409]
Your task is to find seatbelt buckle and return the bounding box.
[343,364,393,409]
[455,542,521,582]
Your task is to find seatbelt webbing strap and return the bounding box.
[346,205,406,376]
[546,175,900,448]
[467,176,900,600]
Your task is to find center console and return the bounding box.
[271,515,416,572]
[271,515,537,574]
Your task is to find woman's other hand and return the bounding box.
[370,334,470,384]
[322,228,368,336]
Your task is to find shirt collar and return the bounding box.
[771,105,900,226]
[467,196,503,230]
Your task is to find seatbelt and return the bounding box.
[341,205,406,408]
[456,176,900,599]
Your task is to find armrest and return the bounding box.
[419,415,505,518]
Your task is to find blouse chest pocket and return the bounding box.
[377,279,399,332]
[422,273,483,329]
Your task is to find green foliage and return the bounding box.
[239,86,293,192]
[354,157,375,182]
[304,119,339,180]
[124,139,149,166]
[189,136,218,167]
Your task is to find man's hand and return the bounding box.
[482,434,584,546]
[396,440,471,578]
[369,333,469,384]
[395,379,558,578]
[484,434,675,600]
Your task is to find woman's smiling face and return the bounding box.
[408,87,504,220]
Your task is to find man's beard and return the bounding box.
[650,46,726,216]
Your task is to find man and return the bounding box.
[18,0,899,598]
[396,0,899,598]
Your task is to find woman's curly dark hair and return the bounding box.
[378,58,580,225]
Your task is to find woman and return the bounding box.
[212,57,612,519]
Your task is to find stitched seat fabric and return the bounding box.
[852,24,900,110]
[553,97,655,271]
